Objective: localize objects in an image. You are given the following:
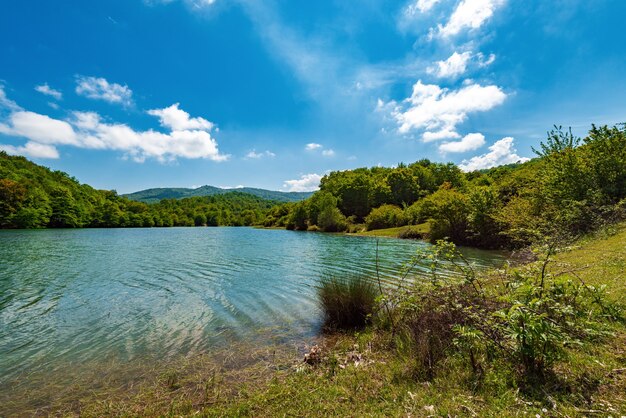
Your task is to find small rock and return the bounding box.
[303,345,322,365]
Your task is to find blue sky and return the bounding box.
[1,0,625,193]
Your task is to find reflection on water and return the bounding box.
[0,227,504,410]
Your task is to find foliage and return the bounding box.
[0,152,278,228]
[261,122,626,250]
[318,276,378,330]
[364,204,406,230]
[388,240,621,381]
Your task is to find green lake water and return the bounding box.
[0,227,504,410]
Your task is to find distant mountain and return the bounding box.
[124,185,313,203]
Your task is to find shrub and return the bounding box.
[317,206,348,232]
[318,276,378,330]
[365,204,406,230]
[388,240,620,381]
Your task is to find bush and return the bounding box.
[389,240,620,381]
[317,206,348,232]
[365,204,406,230]
[318,276,378,330]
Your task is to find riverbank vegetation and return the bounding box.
[264,124,626,250]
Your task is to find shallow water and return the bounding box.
[0,227,504,407]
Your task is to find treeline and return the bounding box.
[0,152,276,228]
[264,124,626,249]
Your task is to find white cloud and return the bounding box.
[407,0,442,14]
[145,0,216,7]
[245,149,276,159]
[322,149,335,157]
[427,51,472,78]
[459,137,529,171]
[35,83,62,100]
[75,76,133,106]
[0,111,78,145]
[0,86,20,111]
[478,52,496,67]
[0,89,228,162]
[305,143,322,151]
[283,173,322,192]
[147,103,214,131]
[439,132,485,153]
[389,80,506,140]
[438,0,505,37]
[0,142,60,159]
[71,111,228,162]
[423,129,461,142]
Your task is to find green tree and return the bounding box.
[386,168,421,206]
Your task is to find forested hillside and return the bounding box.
[264,124,626,249]
[0,152,278,228]
[2,123,625,240]
[124,185,312,204]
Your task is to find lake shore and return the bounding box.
[4,224,624,417]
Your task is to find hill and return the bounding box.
[124,186,313,204]
[0,152,281,228]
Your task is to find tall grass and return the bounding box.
[318,276,378,330]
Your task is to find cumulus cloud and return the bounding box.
[305,142,335,157]
[35,83,62,100]
[438,0,505,37]
[459,137,529,171]
[0,88,228,162]
[305,142,322,151]
[75,76,133,106]
[427,51,472,78]
[439,132,485,153]
[70,111,227,162]
[0,111,78,145]
[0,142,60,159]
[147,103,214,131]
[387,80,506,140]
[245,149,276,159]
[423,129,461,142]
[283,173,322,192]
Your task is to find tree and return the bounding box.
[48,187,82,228]
[0,178,27,227]
[421,188,470,243]
[386,168,421,206]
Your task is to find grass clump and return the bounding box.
[318,276,378,330]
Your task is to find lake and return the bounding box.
[0,227,504,412]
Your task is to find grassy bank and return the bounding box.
[349,222,430,239]
[22,224,623,417]
[202,225,625,417]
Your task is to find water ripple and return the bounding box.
[0,227,504,386]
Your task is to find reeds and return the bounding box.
[318,276,378,330]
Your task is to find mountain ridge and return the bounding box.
[123,185,313,203]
